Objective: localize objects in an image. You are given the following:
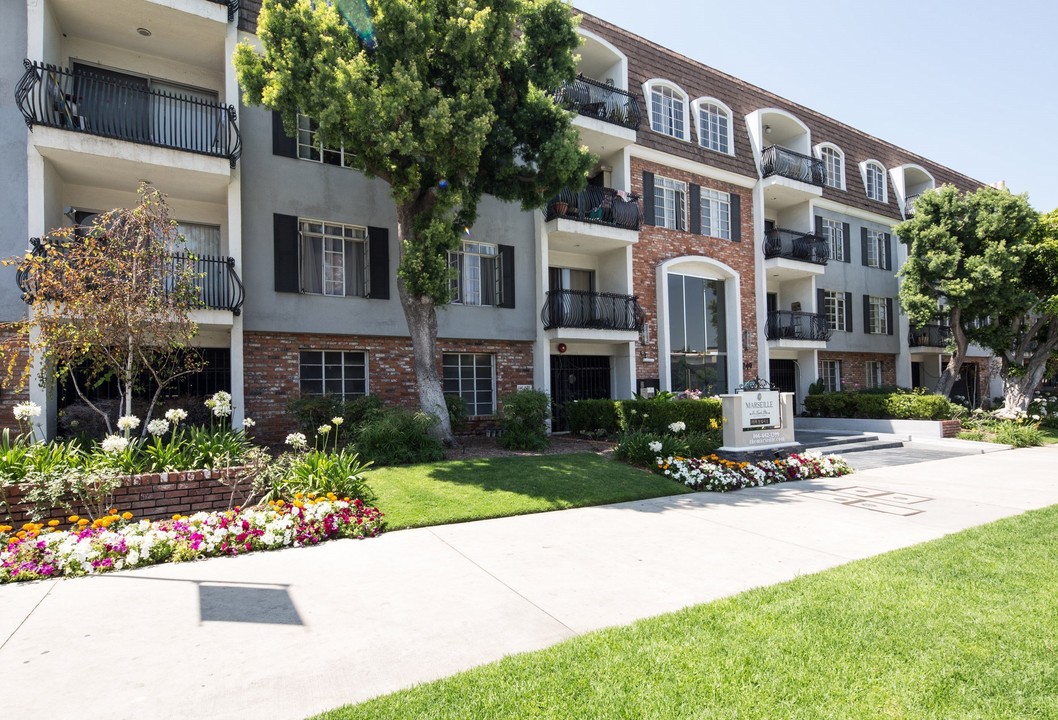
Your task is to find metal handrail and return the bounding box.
[765,310,832,342]
[15,60,242,167]
[205,0,240,21]
[904,192,923,216]
[760,145,826,187]
[908,324,951,348]
[541,289,645,331]
[762,228,829,265]
[554,74,642,130]
[544,186,641,231]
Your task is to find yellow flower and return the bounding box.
[68,515,79,523]
[77,518,89,526]
[0,525,12,534]
[47,519,60,527]
[172,514,181,520]
[275,499,285,507]
[122,512,133,521]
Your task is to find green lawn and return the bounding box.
[1040,427,1058,445]
[316,505,1058,720]
[363,453,690,530]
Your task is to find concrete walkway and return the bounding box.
[2,445,1057,720]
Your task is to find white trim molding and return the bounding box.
[691,97,735,156]
[642,79,691,142]
[860,159,888,203]
[814,142,846,191]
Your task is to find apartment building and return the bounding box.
[0,1,993,439]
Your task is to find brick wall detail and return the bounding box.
[817,351,898,390]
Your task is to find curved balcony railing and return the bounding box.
[762,228,829,265]
[554,75,642,130]
[765,311,831,342]
[542,289,644,332]
[544,186,641,231]
[760,145,826,187]
[15,61,242,167]
[206,0,240,21]
[909,324,952,348]
[903,192,923,216]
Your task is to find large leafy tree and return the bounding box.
[234,0,594,442]
[895,185,1038,400]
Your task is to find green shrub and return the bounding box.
[355,408,445,466]
[499,390,550,451]
[287,395,384,440]
[993,422,1043,448]
[566,399,620,436]
[684,430,722,457]
[258,448,373,502]
[956,429,986,441]
[803,390,954,420]
[615,397,723,434]
[445,394,469,433]
[613,431,685,468]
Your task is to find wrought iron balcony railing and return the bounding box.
[765,310,832,342]
[541,289,645,332]
[205,0,240,21]
[544,186,641,231]
[762,228,829,265]
[903,192,923,216]
[909,324,952,348]
[16,238,244,314]
[15,61,242,167]
[760,145,826,187]
[554,75,642,130]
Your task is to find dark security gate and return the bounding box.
[769,359,797,396]
[550,355,612,432]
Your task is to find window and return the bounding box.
[866,360,884,389]
[695,99,731,154]
[299,351,367,398]
[864,161,887,202]
[699,188,731,240]
[820,360,841,392]
[297,113,355,167]
[822,219,845,262]
[450,241,501,306]
[654,176,688,231]
[647,82,687,140]
[819,145,844,190]
[865,230,886,268]
[824,290,847,332]
[299,219,368,297]
[443,353,495,416]
[868,296,888,334]
[667,273,728,395]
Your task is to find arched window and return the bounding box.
[693,98,733,154]
[863,160,887,202]
[817,143,845,190]
[643,80,689,140]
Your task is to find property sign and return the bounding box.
[740,391,781,431]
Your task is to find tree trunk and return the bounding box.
[394,205,454,444]
[1002,319,1058,414]
[935,309,969,398]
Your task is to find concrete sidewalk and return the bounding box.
[2,446,1057,720]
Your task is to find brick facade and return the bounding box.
[817,351,898,390]
[243,331,534,443]
[0,329,30,435]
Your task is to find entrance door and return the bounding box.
[769,359,797,395]
[911,361,922,389]
[550,354,611,432]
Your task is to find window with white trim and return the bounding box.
[299,219,368,297]
[442,353,495,416]
[297,113,354,168]
[866,230,885,269]
[449,241,501,306]
[820,360,841,392]
[654,176,687,231]
[824,290,846,331]
[700,188,731,240]
[648,83,687,140]
[822,219,845,262]
[865,360,884,389]
[299,350,367,398]
[696,100,730,154]
[865,161,887,202]
[868,296,888,334]
[820,146,844,190]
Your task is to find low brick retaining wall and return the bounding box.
[3,466,255,525]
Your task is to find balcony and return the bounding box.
[903,192,922,217]
[555,75,641,131]
[760,145,826,186]
[766,311,831,343]
[909,324,951,349]
[542,290,644,333]
[544,186,641,253]
[15,61,241,168]
[763,228,829,265]
[206,0,241,21]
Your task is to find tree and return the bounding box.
[3,186,205,434]
[895,185,1038,399]
[234,0,595,442]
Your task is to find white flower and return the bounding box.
[318,424,332,435]
[668,421,686,433]
[331,416,344,426]
[101,435,129,454]
[164,408,188,424]
[117,415,141,432]
[205,391,233,418]
[242,417,256,429]
[212,403,232,418]
[13,401,42,421]
[147,419,170,436]
[648,440,663,453]
[285,432,307,450]
[1031,414,1041,421]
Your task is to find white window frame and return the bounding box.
[643,79,690,141]
[815,143,845,190]
[449,240,501,306]
[861,160,888,203]
[820,360,842,392]
[865,360,884,389]
[824,290,846,332]
[866,230,885,269]
[297,113,355,168]
[868,296,888,334]
[298,219,368,297]
[692,97,733,155]
[822,219,845,262]
[299,350,368,399]
[442,353,496,417]
[655,176,688,231]
[700,188,731,240]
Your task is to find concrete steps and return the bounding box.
[796,431,905,455]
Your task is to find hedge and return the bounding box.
[566,397,724,436]
[803,391,954,420]
[566,399,621,435]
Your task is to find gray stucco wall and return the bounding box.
[238,104,538,341]
[0,2,29,321]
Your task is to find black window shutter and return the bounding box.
[863,295,871,334]
[844,291,853,331]
[886,297,894,335]
[367,226,390,299]
[861,227,869,266]
[842,223,851,263]
[883,233,893,270]
[689,184,701,235]
[272,111,298,159]
[730,193,741,241]
[273,214,300,293]
[642,171,655,226]
[815,215,824,237]
[817,288,825,316]
[498,244,515,308]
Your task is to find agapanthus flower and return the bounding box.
[13,401,42,422]
[101,435,129,454]
[242,417,256,429]
[117,415,141,432]
[147,419,170,436]
[164,408,188,425]
[331,417,344,426]
[668,421,686,433]
[286,432,308,450]
[648,440,663,453]
[318,424,332,435]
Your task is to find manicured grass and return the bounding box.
[1040,427,1058,445]
[363,453,690,530]
[316,506,1058,719]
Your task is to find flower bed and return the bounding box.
[1,495,384,584]
[658,451,852,492]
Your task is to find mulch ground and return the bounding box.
[446,434,615,461]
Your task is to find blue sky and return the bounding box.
[572,0,1057,213]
